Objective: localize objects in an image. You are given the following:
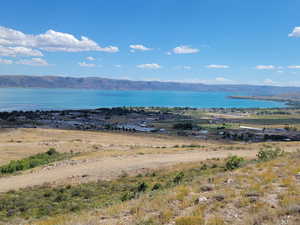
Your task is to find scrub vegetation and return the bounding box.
[2,147,299,225]
[0,148,72,175]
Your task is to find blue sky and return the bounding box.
[0,0,300,86]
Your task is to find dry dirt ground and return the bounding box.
[0,128,209,165]
[0,128,299,193]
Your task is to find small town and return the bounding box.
[1,107,300,142]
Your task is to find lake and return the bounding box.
[0,88,286,111]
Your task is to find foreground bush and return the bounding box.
[225,155,245,170]
[0,148,68,174]
[256,148,284,162]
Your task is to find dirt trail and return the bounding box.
[0,149,259,193]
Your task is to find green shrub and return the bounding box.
[173,122,193,130]
[200,164,208,170]
[256,148,284,161]
[0,148,68,175]
[152,183,162,191]
[121,191,136,201]
[225,155,245,170]
[137,182,148,192]
[173,171,184,184]
[46,148,58,156]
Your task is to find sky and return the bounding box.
[0,0,300,86]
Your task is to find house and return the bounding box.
[240,126,263,131]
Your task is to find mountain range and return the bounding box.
[0,75,300,96]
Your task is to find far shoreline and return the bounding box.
[229,95,299,107]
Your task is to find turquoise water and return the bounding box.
[0,88,286,111]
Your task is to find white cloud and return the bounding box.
[175,65,192,70]
[173,45,199,54]
[78,62,96,67]
[183,66,192,70]
[179,77,235,84]
[0,26,119,55]
[16,58,49,66]
[0,58,13,64]
[165,51,172,55]
[215,77,232,82]
[0,46,43,57]
[86,56,95,61]
[263,78,278,85]
[129,44,152,52]
[287,65,300,69]
[207,64,229,69]
[255,65,275,70]
[119,76,130,80]
[115,64,121,68]
[137,63,161,69]
[288,27,300,37]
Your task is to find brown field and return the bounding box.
[0,128,203,165]
[0,128,299,193]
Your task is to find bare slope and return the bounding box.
[0,128,298,193]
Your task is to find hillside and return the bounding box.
[0,128,298,225]
[1,75,300,95]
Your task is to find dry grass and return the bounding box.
[1,128,300,224]
[31,151,300,225]
[1,128,299,167]
[0,128,213,165]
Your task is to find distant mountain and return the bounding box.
[0,75,300,95]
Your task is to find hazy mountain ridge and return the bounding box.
[0,75,300,95]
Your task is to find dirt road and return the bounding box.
[1,128,297,193]
[0,149,259,193]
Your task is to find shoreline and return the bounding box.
[0,105,294,113]
[229,95,300,107]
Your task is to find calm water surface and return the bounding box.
[0,88,286,111]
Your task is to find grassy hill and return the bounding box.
[1,146,299,225]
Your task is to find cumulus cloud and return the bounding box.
[288,27,300,37]
[86,56,95,61]
[288,65,300,69]
[137,63,161,69]
[0,26,119,56]
[173,45,199,54]
[78,62,96,67]
[215,77,232,82]
[183,66,191,70]
[263,78,278,85]
[16,58,49,66]
[129,44,152,52]
[0,58,13,64]
[255,65,275,70]
[207,64,229,69]
[175,65,192,70]
[0,46,43,57]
